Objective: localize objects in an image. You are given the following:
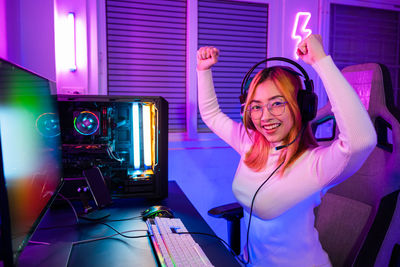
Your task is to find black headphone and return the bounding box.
[240,57,317,124]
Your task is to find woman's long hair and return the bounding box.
[242,66,318,174]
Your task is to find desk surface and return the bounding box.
[19,181,240,267]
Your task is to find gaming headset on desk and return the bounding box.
[239,57,318,124]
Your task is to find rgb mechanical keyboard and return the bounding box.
[146,217,214,267]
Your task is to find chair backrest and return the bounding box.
[312,63,400,267]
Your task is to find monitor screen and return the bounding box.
[0,58,63,266]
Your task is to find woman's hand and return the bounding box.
[297,34,327,65]
[197,46,219,70]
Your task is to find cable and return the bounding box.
[105,215,143,222]
[99,222,150,239]
[72,229,150,246]
[36,219,149,248]
[57,192,79,223]
[73,222,149,246]
[106,145,124,162]
[73,222,150,246]
[244,160,285,265]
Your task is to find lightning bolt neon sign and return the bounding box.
[292,12,312,59]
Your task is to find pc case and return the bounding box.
[57,95,168,199]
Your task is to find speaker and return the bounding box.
[240,57,317,124]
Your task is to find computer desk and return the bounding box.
[18,181,241,267]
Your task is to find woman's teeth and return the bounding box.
[263,123,280,130]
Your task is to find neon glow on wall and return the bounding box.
[292,12,312,59]
[66,12,77,71]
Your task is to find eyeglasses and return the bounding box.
[247,99,288,120]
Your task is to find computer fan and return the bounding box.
[35,112,61,138]
[73,111,100,136]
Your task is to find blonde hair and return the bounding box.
[242,67,318,174]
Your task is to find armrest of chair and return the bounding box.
[208,202,243,221]
[208,202,243,255]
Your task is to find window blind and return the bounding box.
[197,0,268,132]
[106,0,187,132]
[330,3,400,107]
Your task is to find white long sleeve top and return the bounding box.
[197,56,377,267]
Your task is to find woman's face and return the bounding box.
[250,79,294,145]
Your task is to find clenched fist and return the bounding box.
[297,34,327,65]
[197,46,220,70]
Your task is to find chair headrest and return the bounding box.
[313,62,400,146]
[341,63,391,117]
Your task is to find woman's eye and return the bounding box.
[271,101,284,107]
[251,105,262,110]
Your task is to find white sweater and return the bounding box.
[197,56,377,267]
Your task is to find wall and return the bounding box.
[0,0,9,60]
[169,141,241,242]
[19,0,56,81]
[0,0,21,65]
[0,0,55,82]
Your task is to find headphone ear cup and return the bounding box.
[239,92,247,106]
[297,90,318,123]
[239,90,248,121]
[240,103,245,120]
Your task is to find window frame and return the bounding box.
[320,0,400,52]
[319,0,400,111]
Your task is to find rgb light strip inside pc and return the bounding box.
[130,102,155,175]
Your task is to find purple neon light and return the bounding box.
[67,12,77,72]
[292,12,312,59]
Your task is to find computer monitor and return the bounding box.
[0,58,63,266]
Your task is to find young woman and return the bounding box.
[196,34,377,266]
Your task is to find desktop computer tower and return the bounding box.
[57,95,168,199]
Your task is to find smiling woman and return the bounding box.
[241,66,317,174]
[196,34,377,267]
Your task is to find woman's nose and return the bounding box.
[260,106,273,120]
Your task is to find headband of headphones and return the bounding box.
[240,57,314,104]
[240,57,317,124]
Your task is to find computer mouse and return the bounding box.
[141,205,174,220]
